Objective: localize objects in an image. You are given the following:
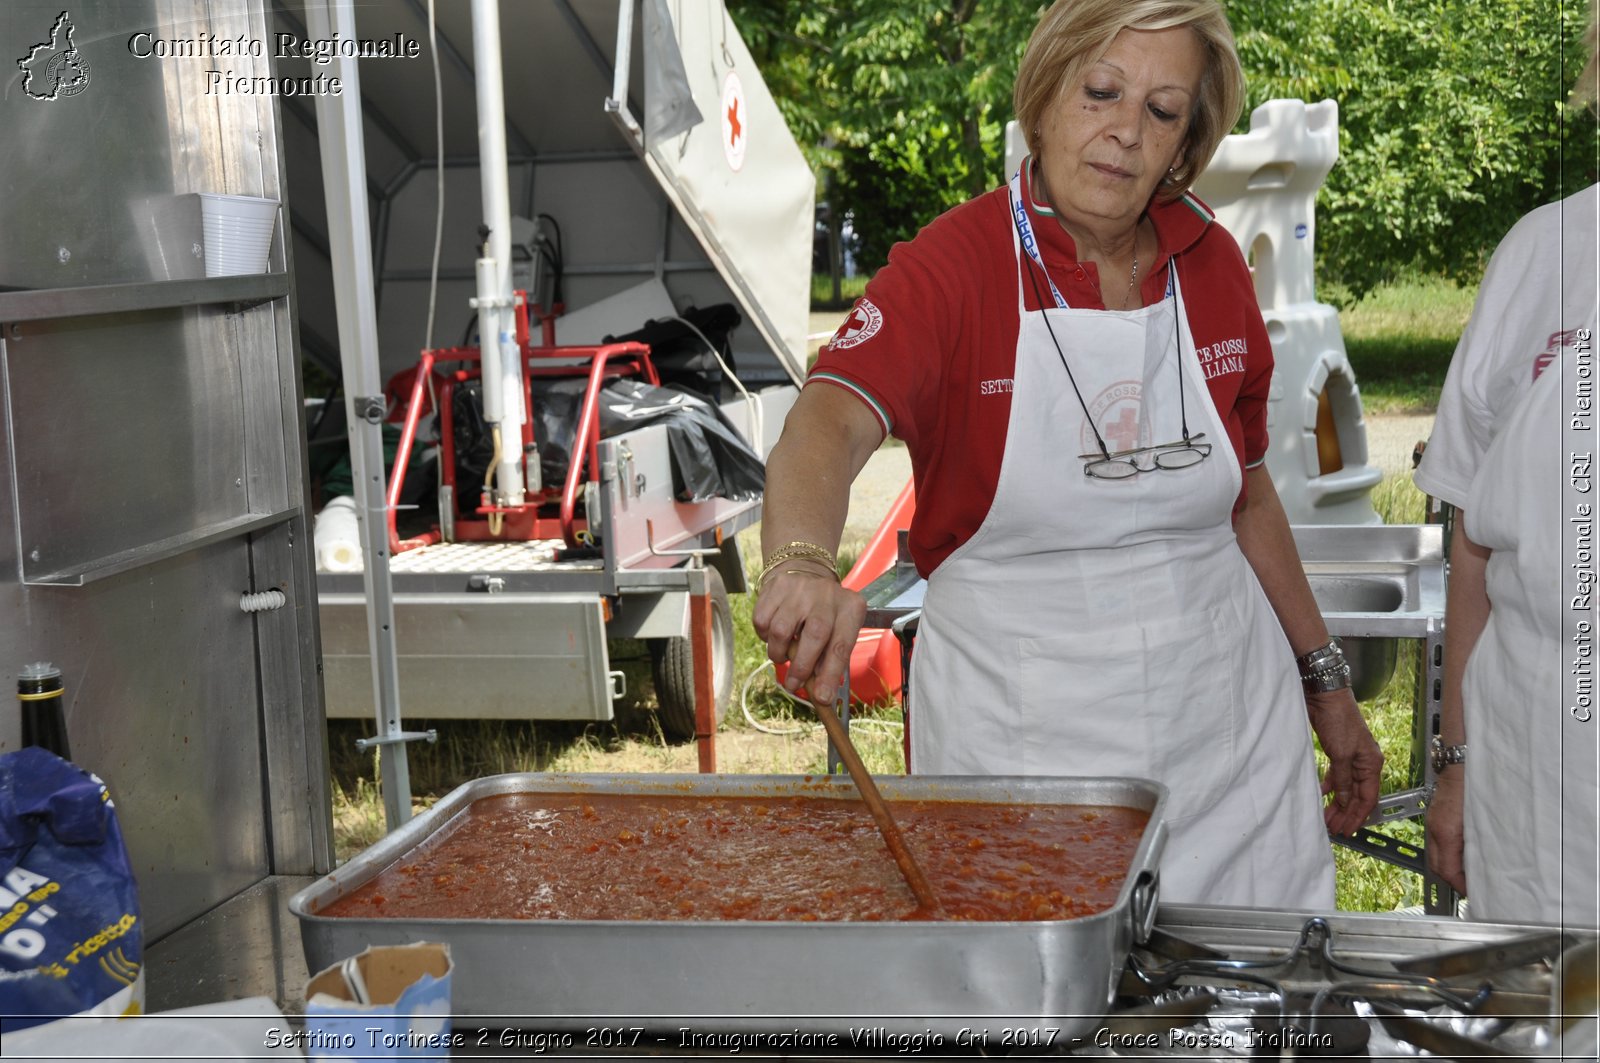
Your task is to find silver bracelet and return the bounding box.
[1296,639,1345,675]
[1297,639,1351,695]
[1302,663,1352,695]
[1430,735,1466,773]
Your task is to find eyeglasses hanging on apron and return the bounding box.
[1010,203,1212,480]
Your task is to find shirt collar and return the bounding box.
[1020,154,1213,271]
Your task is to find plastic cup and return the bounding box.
[198,193,279,277]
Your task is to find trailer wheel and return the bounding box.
[648,567,733,742]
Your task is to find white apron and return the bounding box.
[909,183,1335,908]
[1462,356,1599,926]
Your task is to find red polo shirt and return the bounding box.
[809,167,1273,576]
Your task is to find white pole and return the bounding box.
[306,0,413,829]
[470,0,526,506]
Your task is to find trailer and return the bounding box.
[286,0,813,741]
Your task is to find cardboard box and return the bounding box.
[303,943,453,1060]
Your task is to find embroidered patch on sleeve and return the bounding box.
[828,299,884,350]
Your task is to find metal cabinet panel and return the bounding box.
[319,593,614,720]
[1,0,329,947]
[0,537,270,940]
[6,309,250,582]
[3,2,167,288]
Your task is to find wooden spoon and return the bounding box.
[812,698,941,914]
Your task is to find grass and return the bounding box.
[810,272,869,310]
[1321,467,1433,911]
[1336,274,1475,415]
[330,274,1455,910]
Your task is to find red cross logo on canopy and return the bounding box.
[720,70,748,172]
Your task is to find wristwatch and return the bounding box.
[1430,735,1467,773]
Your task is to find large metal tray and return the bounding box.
[290,773,1167,1037]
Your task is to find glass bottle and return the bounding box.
[17,662,71,759]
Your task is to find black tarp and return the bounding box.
[596,379,764,503]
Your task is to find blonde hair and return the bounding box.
[1572,1,1599,112]
[1012,0,1245,200]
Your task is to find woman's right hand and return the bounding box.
[1424,768,1468,896]
[751,563,867,708]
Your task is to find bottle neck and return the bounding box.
[18,677,64,700]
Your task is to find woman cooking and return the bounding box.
[753,0,1383,908]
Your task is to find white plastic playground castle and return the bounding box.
[1192,99,1380,523]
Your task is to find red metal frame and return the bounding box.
[384,293,658,554]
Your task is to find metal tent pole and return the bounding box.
[470,0,527,508]
[307,0,415,830]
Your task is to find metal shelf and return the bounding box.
[0,273,289,324]
[24,509,298,586]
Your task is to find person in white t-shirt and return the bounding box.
[1413,16,1599,927]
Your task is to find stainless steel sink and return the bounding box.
[1307,574,1407,614]
[1292,524,1447,702]
[1306,575,1402,700]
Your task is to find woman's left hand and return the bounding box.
[1305,689,1384,837]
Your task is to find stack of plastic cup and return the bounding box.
[199,193,279,276]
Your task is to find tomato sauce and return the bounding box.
[323,792,1149,923]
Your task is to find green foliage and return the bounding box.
[734,1,1597,288]
[1230,0,1599,296]
[1339,273,1477,413]
[812,271,870,308]
[730,1,1044,270]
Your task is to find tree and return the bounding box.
[733,1,1599,292]
[730,1,1043,273]
[1203,0,1595,296]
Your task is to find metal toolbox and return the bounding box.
[289,772,1168,1037]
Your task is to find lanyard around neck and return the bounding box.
[1009,166,1071,310]
[1008,158,1172,311]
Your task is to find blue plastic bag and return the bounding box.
[0,748,143,1032]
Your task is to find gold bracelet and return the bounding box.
[758,550,838,585]
[760,566,839,589]
[761,544,838,569]
[761,540,836,574]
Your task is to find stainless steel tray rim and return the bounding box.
[289,770,1169,919]
[290,771,1169,1035]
